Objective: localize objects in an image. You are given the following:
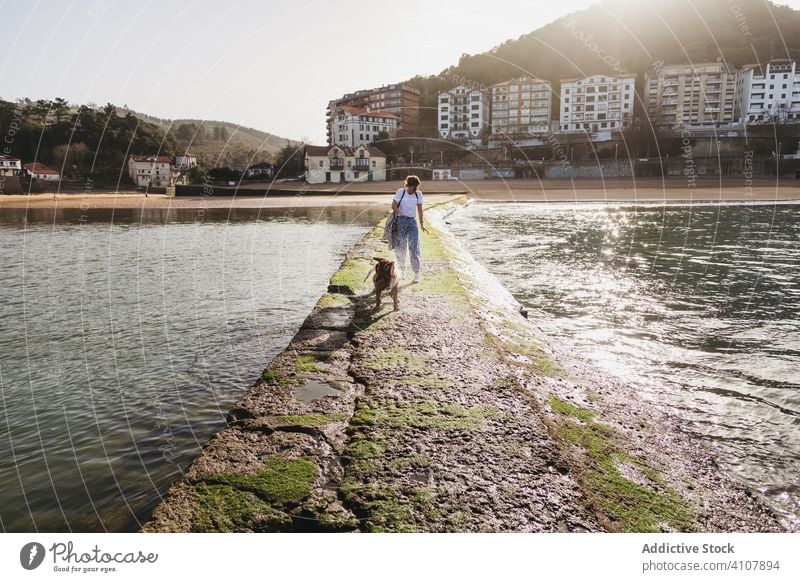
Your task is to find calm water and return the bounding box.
[0,205,382,532]
[449,202,800,528]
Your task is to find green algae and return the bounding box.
[296,354,325,373]
[345,437,386,459]
[276,412,347,427]
[547,397,694,532]
[329,258,372,294]
[261,369,293,386]
[206,456,317,504]
[362,346,426,371]
[191,483,292,532]
[316,294,351,309]
[371,402,498,431]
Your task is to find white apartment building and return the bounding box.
[0,155,22,176]
[330,106,398,148]
[304,144,387,184]
[739,60,800,124]
[127,155,175,188]
[438,86,490,144]
[491,77,552,136]
[646,63,739,129]
[560,74,635,134]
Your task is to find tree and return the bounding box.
[273,141,306,179]
[188,164,208,184]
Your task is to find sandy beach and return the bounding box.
[0,178,798,210]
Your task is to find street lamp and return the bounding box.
[615,143,619,160]
[409,146,415,165]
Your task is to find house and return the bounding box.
[0,155,22,176]
[329,106,398,148]
[174,153,198,171]
[23,162,61,181]
[127,155,175,188]
[437,86,490,144]
[739,60,800,125]
[645,63,739,130]
[327,83,420,144]
[560,74,636,134]
[304,144,387,184]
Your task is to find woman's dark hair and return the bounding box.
[405,175,421,188]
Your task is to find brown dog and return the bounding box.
[364,256,400,310]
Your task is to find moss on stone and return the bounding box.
[345,437,386,460]
[549,397,596,423]
[329,258,372,294]
[206,456,317,505]
[372,402,498,431]
[316,294,350,309]
[296,354,325,373]
[362,346,426,372]
[191,483,291,533]
[548,398,694,532]
[276,412,347,427]
[261,369,293,386]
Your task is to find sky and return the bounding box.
[2,0,800,144]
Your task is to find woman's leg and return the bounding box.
[394,219,409,270]
[408,222,421,276]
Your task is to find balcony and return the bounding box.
[329,159,344,170]
[354,161,370,170]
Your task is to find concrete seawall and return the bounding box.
[143,197,785,533]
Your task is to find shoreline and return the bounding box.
[2,183,800,211]
[143,197,787,533]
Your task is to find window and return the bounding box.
[319,160,324,167]
[372,160,376,167]
[440,123,448,128]
[472,113,479,118]
[471,104,479,110]
[471,121,479,127]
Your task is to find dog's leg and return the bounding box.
[375,288,382,311]
[391,285,399,310]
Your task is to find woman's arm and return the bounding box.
[417,202,428,233]
[392,199,399,214]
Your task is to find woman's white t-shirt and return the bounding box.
[393,188,423,218]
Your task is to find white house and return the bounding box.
[560,74,636,135]
[127,155,175,188]
[438,85,490,144]
[304,144,387,184]
[174,153,198,171]
[739,60,800,124]
[23,162,60,181]
[330,106,398,148]
[0,155,22,176]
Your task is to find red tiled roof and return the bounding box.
[130,155,172,163]
[23,162,59,175]
[0,154,21,162]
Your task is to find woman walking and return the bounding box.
[392,175,428,283]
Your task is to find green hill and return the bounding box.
[406,0,800,133]
[129,111,296,169]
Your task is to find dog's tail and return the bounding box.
[363,264,376,283]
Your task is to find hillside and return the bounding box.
[406,0,800,132]
[131,112,296,168]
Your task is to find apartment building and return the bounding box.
[326,83,420,144]
[329,106,399,148]
[491,77,553,136]
[739,60,800,124]
[560,74,635,133]
[127,155,175,188]
[645,63,739,129]
[438,85,490,144]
